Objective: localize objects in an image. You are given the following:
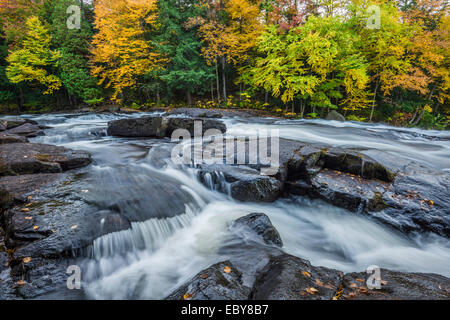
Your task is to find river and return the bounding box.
[12,111,450,299]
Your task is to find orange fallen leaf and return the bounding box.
[349,282,359,289]
[301,271,311,278]
[315,279,323,286]
[305,287,319,295]
[16,280,25,286]
[27,196,32,201]
[24,216,33,220]
[183,293,194,300]
[381,280,388,286]
[223,266,231,274]
[21,208,30,212]
[23,257,31,264]
[200,273,208,279]
[33,225,39,230]
[356,278,364,283]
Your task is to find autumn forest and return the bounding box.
[0,0,448,129]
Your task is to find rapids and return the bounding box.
[15,111,450,299]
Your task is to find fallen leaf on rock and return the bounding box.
[200,273,208,279]
[16,280,25,286]
[183,293,194,300]
[356,278,364,283]
[21,208,30,212]
[27,196,32,201]
[71,225,78,230]
[223,266,231,274]
[299,291,308,296]
[305,287,319,295]
[23,257,31,264]
[301,271,311,278]
[349,282,359,289]
[381,280,388,286]
[315,279,323,286]
[33,225,39,230]
[24,216,33,220]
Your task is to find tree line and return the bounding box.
[0,0,448,129]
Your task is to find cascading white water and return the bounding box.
[21,112,450,299]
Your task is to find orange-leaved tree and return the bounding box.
[90,0,164,102]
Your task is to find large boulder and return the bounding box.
[107,116,226,138]
[198,165,282,202]
[0,143,91,176]
[325,110,345,122]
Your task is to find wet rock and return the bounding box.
[250,254,343,300]
[5,119,38,130]
[107,116,226,138]
[341,269,450,300]
[231,213,283,247]
[0,132,29,144]
[0,174,60,202]
[0,143,91,176]
[325,110,345,122]
[287,169,390,212]
[0,120,6,131]
[166,261,251,300]
[6,123,44,138]
[198,165,282,202]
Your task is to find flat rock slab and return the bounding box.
[0,143,91,176]
[6,123,44,138]
[0,173,61,202]
[0,132,29,144]
[341,269,450,300]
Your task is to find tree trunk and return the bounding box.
[187,90,192,106]
[215,60,220,104]
[412,85,437,125]
[17,87,24,113]
[211,79,214,102]
[300,99,305,118]
[221,56,227,104]
[369,79,380,122]
[156,85,160,105]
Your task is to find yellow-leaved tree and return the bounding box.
[90,0,164,102]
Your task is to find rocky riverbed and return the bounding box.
[0,110,449,299]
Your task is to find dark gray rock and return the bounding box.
[166,261,251,300]
[325,110,345,122]
[250,254,343,300]
[231,213,283,247]
[0,120,6,131]
[107,116,226,138]
[198,165,282,202]
[7,123,44,138]
[341,269,450,300]
[5,119,38,130]
[0,132,29,144]
[0,143,91,176]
